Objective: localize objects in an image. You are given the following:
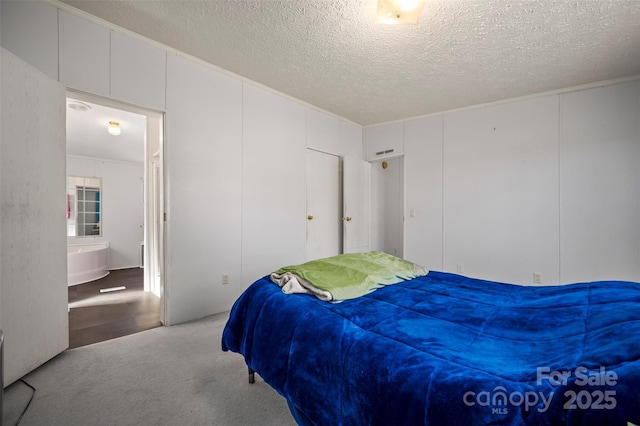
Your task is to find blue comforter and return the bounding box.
[221,271,640,425]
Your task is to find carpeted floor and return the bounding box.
[2,313,296,426]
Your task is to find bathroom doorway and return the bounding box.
[65,92,165,347]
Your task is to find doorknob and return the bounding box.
[307,215,314,220]
[342,216,352,222]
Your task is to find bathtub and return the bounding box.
[67,243,110,286]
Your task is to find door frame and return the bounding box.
[65,90,166,325]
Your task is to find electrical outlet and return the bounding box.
[456,263,464,273]
[222,273,229,285]
[533,272,542,284]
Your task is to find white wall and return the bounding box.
[0,0,58,80]
[165,52,243,324]
[242,83,307,289]
[403,115,443,270]
[444,96,561,284]
[11,1,635,332]
[1,1,363,327]
[305,108,363,158]
[370,157,403,257]
[67,156,144,269]
[400,81,640,285]
[0,48,68,386]
[559,82,640,283]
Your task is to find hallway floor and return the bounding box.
[68,268,161,349]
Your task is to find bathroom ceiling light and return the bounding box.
[107,121,121,136]
[375,0,425,24]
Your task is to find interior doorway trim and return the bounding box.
[65,90,166,325]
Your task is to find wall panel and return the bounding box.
[242,83,307,289]
[110,31,167,111]
[165,53,242,324]
[443,96,560,285]
[59,10,110,97]
[560,81,640,282]
[305,108,362,158]
[0,0,59,80]
[403,115,443,270]
[365,122,403,161]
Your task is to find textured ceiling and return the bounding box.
[59,0,640,126]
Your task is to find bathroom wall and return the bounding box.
[67,155,144,269]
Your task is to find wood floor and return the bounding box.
[68,268,161,349]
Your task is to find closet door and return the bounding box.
[305,149,341,261]
[343,156,371,253]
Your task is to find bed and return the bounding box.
[221,253,640,425]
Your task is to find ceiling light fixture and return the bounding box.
[375,0,425,24]
[67,100,92,112]
[107,121,121,136]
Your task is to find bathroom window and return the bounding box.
[67,176,102,237]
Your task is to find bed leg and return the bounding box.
[248,367,255,384]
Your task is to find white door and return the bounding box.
[343,156,371,253]
[305,149,341,261]
[1,48,68,385]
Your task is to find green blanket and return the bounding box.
[271,251,427,301]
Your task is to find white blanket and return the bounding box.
[269,271,333,301]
